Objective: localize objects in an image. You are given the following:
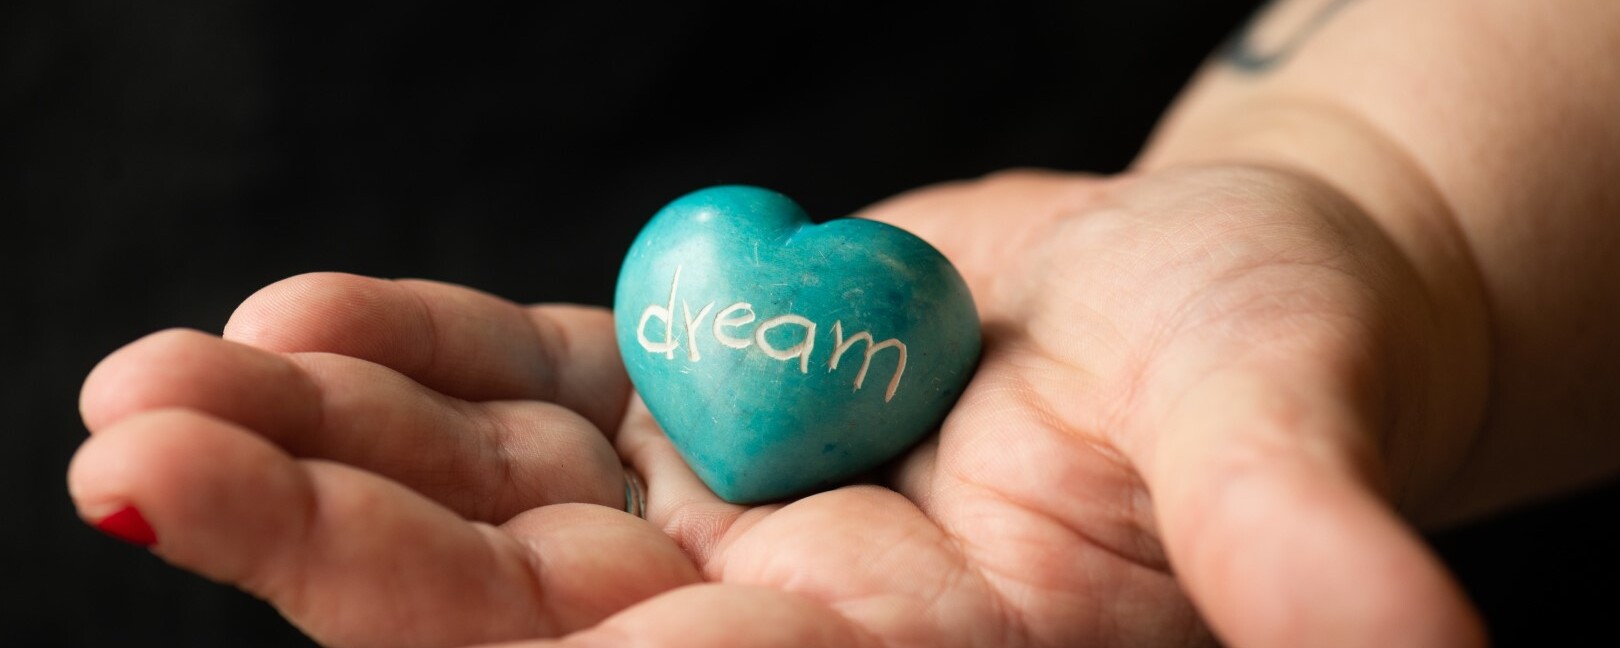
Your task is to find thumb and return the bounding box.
[1145,369,1485,648]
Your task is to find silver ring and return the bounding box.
[623,467,646,519]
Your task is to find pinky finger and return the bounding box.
[67,409,699,648]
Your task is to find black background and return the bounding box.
[3,1,1615,645]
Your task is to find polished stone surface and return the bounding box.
[615,186,981,503]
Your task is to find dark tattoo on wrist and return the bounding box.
[1221,0,1360,73]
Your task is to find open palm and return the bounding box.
[70,165,1486,647]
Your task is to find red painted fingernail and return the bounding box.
[94,505,157,547]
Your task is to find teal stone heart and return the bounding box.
[614,186,981,503]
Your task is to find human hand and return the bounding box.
[68,280,698,647]
[830,166,1489,647]
[68,164,1488,647]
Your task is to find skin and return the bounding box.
[66,1,1620,646]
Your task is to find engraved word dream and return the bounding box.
[635,266,909,401]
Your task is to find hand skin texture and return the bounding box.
[65,1,1620,647]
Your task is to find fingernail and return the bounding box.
[94,505,157,547]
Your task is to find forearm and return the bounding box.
[1137,0,1620,524]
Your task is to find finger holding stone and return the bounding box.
[224,272,631,431]
[614,395,754,566]
[68,408,700,648]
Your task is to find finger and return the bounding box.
[476,584,882,648]
[292,352,626,517]
[82,330,623,519]
[80,328,321,440]
[614,395,753,566]
[68,408,699,648]
[224,272,629,431]
[1146,370,1486,648]
[853,170,1106,301]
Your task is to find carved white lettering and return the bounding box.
[829,321,908,402]
[712,302,755,349]
[639,267,910,399]
[755,315,817,374]
[637,265,681,359]
[681,300,716,361]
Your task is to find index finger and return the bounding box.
[224,272,630,431]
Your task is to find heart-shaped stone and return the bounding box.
[614,186,981,503]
